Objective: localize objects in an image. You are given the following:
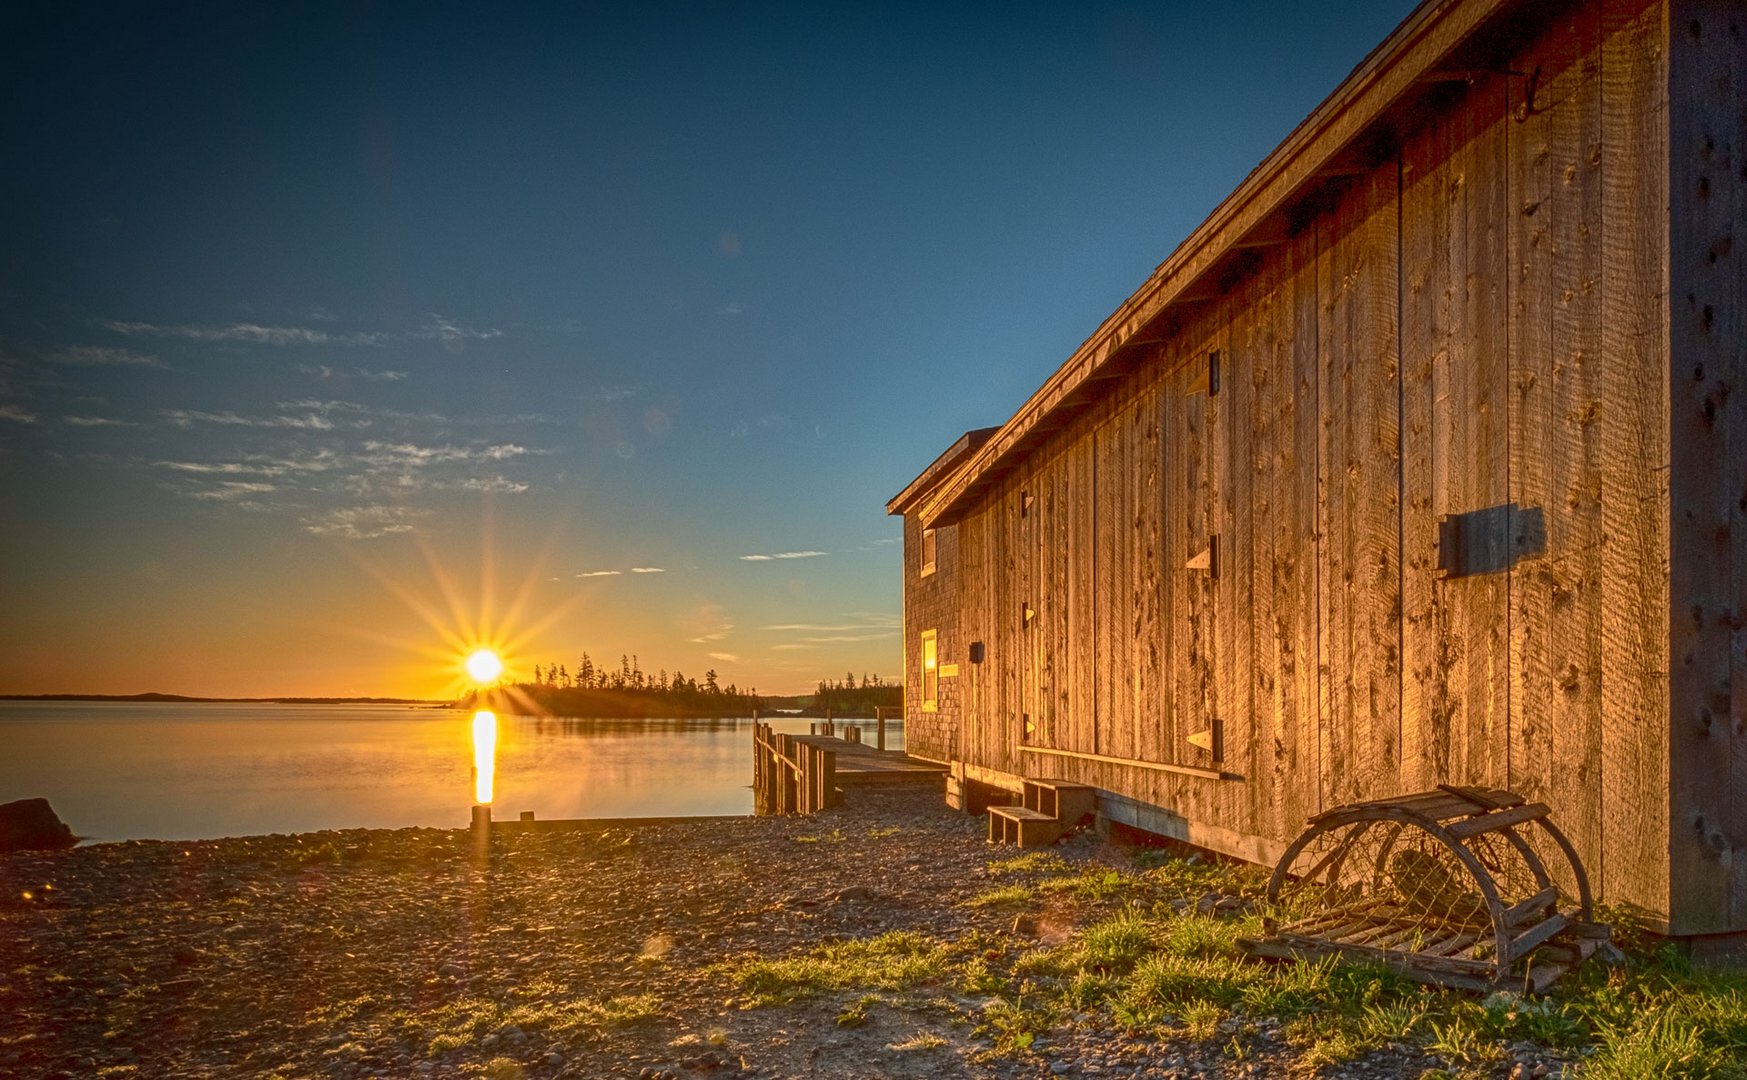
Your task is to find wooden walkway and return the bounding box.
[753,722,945,814]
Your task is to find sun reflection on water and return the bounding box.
[472,710,497,804]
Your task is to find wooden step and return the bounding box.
[1021,778,1096,824]
[988,805,1064,848]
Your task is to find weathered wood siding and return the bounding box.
[901,515,960,760]
[1666,0,1745,935]
[901,0,1747,929]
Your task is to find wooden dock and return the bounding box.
[752,721,945,815]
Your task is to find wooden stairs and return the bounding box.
[987,779,1096,847]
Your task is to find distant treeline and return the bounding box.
[454,656,903,719]
[460,651,762,719]
[807,674,901,718]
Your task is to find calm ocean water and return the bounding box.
[0,701,902,842]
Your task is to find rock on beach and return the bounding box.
[0,797,76,853]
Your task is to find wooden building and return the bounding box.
[889,0,1745,937]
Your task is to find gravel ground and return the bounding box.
[1,788,1458,1080]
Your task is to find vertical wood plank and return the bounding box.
[1597,0,1671,920]
[1069,423,1099,755]
[1219,287,1256,831]
[1455,73,1512,790]
[1245,266,1285,835]
[1666,0,1739,934]
[1149,367,1176,774]
[1401,106,1442,794]
[1549,6,1608,882]
[1508,23,1558,818]
[1317,164,1402,809]
[1254,230,1324,830]
[1730,3,1747,936]
[1291,233,1323,821]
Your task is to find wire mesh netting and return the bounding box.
[1250,789,1601,988]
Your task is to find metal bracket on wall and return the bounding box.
[1185,534,1219,580]
[1185,350,1220,396]
[1186,718,1224,763]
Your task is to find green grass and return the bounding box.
[724,848,1747,1076]
[414,991,663,1056]
[986,851,1068,876]
[723,931,953,1006]
[965,884,1036,908]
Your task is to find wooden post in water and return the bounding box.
[780,734,797,814]
[876,707,887,751]
[819,747,836,808]
[752,722,765,814]
[824,710,834,737]
[845,724,861,744]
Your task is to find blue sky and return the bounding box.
[0,0,1418,696]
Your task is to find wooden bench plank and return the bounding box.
[1444,803,1551,838]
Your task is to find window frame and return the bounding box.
[920,527,937,577]
[920,629,938,712]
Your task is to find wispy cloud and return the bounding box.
[582,385,640,403]
[728,413,787,438]
[0,404,39,424]
[64,415,133,427]
[707,652,741,662]
[630,567,665,574]
[456,476,529,494]
[799,633,897,643]
[104,314,501,349]
[771,643,814,651]
[164,408,336,430]
[575,570,622,578]
[106,320,384,346]
[739,550,828,561]
[714,303,743,317]
[299,364,408,381]
[50,345,166,369]
[188,481,277,501]
[360,441,527,467]
[154,450,341,478]
[418,315,502,346]
[302,505,425,540]
[762,620,899,632]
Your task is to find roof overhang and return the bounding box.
[915,0,1552,528]
[886,426,1001,516]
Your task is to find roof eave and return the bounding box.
[885,426,1001,516]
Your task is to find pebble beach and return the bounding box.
[1,788,1579,1080]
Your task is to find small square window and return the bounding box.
[920,528,937,577]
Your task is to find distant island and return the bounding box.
[0,692,445,705]
[464,654,901,720]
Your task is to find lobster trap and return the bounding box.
[1238,786,1610,992]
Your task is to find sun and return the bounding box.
[464,649,504,685]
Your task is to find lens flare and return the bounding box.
[472,710,497,804]
[464,649,503,684]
